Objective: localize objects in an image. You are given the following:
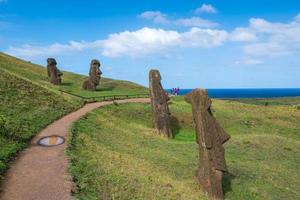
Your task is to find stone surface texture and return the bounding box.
[82,59,102,91]
[149,69,172,138]
[185,88,230,200]
[47,58,62,85]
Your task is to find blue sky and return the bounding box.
[0,0,300,88]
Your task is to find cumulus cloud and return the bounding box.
[230,28,256,42]
[195,4,217,14]
[100,28,180,57]
[179,27,228,48]
[239,15,300,59]
[139,11,169,24]
[7,13,300,64]
[139,11,219,28]
[7,27,228,58]
[7,41,94,57]
[175,17,218,28]
[101,27,228,57]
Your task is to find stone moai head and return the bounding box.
[149,70,168,103]
[46,58,62,85]
[90,59,102,85]
[82,59,102,91]
[149,69,172,138]
[185,88,230,200]
[149,69,162,81]
[47,58,57,66]
[185,89,212,116]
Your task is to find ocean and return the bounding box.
[166,88,300,98]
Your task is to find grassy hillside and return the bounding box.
[0,52,147,181]
[0,53,148,99]
[68,97,300,200]
[0,69,82,179]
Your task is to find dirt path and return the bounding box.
[0,98,150,200]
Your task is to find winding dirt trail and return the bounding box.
[0,98,150,200]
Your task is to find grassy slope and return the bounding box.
[0,52,147,181]
[0,69,82,179]
[0,53,147,98]
[69,97,300,200]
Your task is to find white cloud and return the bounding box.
[7,13,300,65]
[6,41,94,57]
[98,27,228,57]
[7,27,228,58]
[139,10,219,28]
[230,28,256,42]
[139,11,169,24]
[179,27,228,48]
[195,4,217,14]
[100,27,180,57]
[233,14,300,63]
[175,17,218,28]
[248,17,300,43]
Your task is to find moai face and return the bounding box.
[151,70,161,81]
[46,58,62,85]
[47,58,57,66]
[185,89,212,114]
[83,59,102,91]
[149,70,166,104]
[90,59,102,85]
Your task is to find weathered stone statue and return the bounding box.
[185,89,230,200]
[149,69,172,138]
[47,58,63,85]
[82,59,102,91]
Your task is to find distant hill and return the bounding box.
[0,53,148,99]
[0,52,147,180]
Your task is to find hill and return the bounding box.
[68,97,300,200]
[0,53,148,99]
[0,53,148,180]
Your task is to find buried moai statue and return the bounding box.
[47,58,63,85]
[82,59,102,91]
[185,89,230,200]
[149,69,172,138]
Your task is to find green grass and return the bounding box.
[229,97,300,106]
[0,52,147,181]
[68,97,300,200]
[0,70,82,179]
[0,53,148,99]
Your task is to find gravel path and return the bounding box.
[0,98,150,200]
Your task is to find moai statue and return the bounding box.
[185,89,230,200]
[47,58,63,85]
[82,59,102,91]
[149,69,172,138]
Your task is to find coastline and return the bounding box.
[166,88,300,98]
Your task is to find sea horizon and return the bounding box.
[166,88,300,98]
